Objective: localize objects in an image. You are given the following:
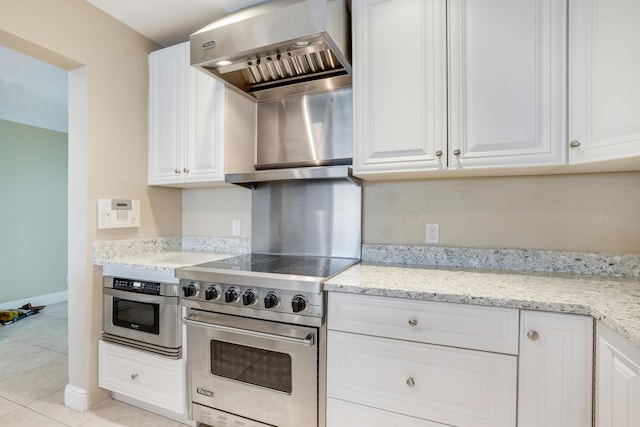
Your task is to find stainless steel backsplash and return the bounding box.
[251,179,361,259]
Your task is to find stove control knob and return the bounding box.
[264,292,279,309]
[225,287,240,303]
[291,295,307,313]
[182,282,199,298]
[242,289,257,306]
[205,285,221,301]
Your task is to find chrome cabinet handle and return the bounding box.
[408,318,418,327]
[183,168,189,173]
[569,140,581,148]
[435,150,443,157]
[131,373,139,380]
[406,377,416,387]
[183,317,315,347]
[174,169,180,174]
[453,149,462,155]
[527,330,540,341]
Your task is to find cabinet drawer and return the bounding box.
[327,331,517,427]
[327,398,447,426]
[328,293,519,354]
[98,340,185,414]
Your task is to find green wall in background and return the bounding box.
[0,119,68,305]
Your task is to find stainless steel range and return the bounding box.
[178,253,358,427]
[179,254,357,327]
[178,177,361,427]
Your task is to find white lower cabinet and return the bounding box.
[327,330,517,427]
[98,340,186,416]
[327,398,446,427]
[596,322,640,427]
[327,293,519,427]
[327,293,595,427]
[518,311,593,427]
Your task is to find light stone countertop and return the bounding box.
[95,251,239,284]
[324,263,640,348]
[97,251,235,270]
[92,238,640,348]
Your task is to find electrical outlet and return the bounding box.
[232,220,241,236]
[426,223,439,244]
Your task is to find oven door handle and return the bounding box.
[183,317,315,347]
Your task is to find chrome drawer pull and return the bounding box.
[406,377,416,387]
[131,373,139,380]
[527,330,540,341]
[408,318,418,327]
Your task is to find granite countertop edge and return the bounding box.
[94,251,239,272]
[324,263,640,348]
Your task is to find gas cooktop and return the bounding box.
[189,253,359,280]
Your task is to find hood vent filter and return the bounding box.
[191,0,351,101]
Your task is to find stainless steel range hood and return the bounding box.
[190,0,351,102]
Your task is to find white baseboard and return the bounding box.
[64,384,88,413]
[0,290,68,310]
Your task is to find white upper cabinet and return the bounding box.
[352,0,447,177]
[569,0,640,163]
[148,42,226,186]
[353,0,640,179]
[448,0,567,169]
[353,0,566,178]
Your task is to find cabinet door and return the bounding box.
[597,322,640,427]
[448,0,567,168]
[569,0,640,163]
[148,43,187,185]
[518,311,593,427]
[185,68,225,183]
[353,0,447,177]
[98,340,186,414]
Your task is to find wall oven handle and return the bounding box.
[183,317,315,347]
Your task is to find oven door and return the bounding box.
[103,287,180,350]
[185,310,318,427]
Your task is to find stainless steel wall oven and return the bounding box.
[103,276,181,358]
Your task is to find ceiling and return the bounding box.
[86,0,269,47]
[0,1,270,133]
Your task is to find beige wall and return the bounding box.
[184,171,640,254]
[182,186,252,237]
[0,0,182,409]
[363,171,640,253]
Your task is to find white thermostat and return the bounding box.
[98,199,140,229]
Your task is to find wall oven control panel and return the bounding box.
[112,278,161,295]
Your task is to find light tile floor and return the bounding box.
[0,301,191,426]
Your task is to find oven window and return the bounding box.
[112,298,160,334]
[210,340,292,394]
